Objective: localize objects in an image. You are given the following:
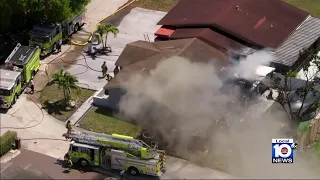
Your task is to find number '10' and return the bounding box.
[273,144,292,158]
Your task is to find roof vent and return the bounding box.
[270,24,273,27]
[236,5,240,10]
[19,55,26,61]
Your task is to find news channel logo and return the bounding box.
[272,139,298,163]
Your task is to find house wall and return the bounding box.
[107,87,125,110]
[93,87,126,110]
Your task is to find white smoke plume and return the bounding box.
[118,51,319,178]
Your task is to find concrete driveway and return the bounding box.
[67,7,167,90]
[0,94,69,159]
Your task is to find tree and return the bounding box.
[272,48,320,128]
[52,70,80,102]
[96,23,107,48]
[0,0,91,31]
[104,23,119,47]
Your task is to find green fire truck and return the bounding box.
[64,131,167,177]
[29,10,86,56]
[0,43,40,109]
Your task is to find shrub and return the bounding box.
[0,131,17,156]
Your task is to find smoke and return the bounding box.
[230,51,274,80]
[118,51,319,178]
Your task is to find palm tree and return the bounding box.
[104,23,119,47]
[52,70,80,102]
[96,23,107,47]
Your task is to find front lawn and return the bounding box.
[79,107,142,138]
[284,0,320,17]
[132,0,179,12]
[40,84,95,121]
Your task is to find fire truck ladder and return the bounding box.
[68,131,163,159]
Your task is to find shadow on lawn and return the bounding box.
[94,106,115,117]
[42,100,72,116]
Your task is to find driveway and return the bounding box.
[67,7,167,90]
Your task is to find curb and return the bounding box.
[0,150,21,163]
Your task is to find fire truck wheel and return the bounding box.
[31,71,36,79]
[52,44,57,52]
[128,167,139,176]
[78,159,88,167]
[12,95,17,104]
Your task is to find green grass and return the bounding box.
[284,0,320,17]
[315,139,320,157]
[298,120,312,134]
[132,0,180,12]
[79,107,142,138]
[40,83,95,121]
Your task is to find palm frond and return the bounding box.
[104,23,119,37]
[52,70,80,100]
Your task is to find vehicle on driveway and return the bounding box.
[29,10,86,56]
[0,43,40,109]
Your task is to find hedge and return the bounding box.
[0,131,17,156]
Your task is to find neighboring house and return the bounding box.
[93,38,229,109]
[155,0,320,72]
[261,72,320,120]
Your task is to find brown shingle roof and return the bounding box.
[170,28,249,53]
[115,38,195,67]
[115,41,161,67]
[106,38,228,89]
[157,0,309,49]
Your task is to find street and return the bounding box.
[7,149,235,179]
[8,149,113,179]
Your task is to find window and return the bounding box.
[80,147,88,154]
[72,146,78,152]
[30,36,51,43]
[0,89,11,96]
[90,149,95,161]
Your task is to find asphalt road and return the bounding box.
[9,149,113,179]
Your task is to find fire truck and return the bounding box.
[29,10,86,56]
[64,131,166,177]
[0,43,40,109]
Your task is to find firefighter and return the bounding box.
[87,40,93,54]
[101,61,108,78]
[66,120,72,134]
[267,89,273,100]
[64,153,69,161]
[56,39,62,53]
[113,66,119,76]
[66,154,73,173]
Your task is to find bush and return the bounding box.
[0,131,17,156]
